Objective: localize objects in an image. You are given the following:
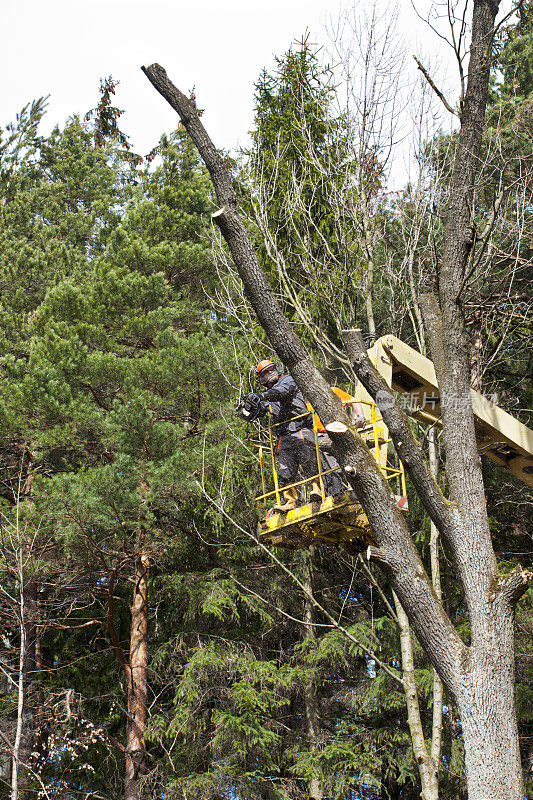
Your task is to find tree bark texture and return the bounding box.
[124,549,149,800]
[141,16,529,793]
[428,428,444,775]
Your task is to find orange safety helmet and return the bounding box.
[256,359,280,386]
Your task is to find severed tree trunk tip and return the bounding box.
[325,421,348,434]
[211,207,227,219]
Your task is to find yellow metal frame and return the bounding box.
[249,410,337,510]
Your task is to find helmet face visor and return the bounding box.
[258,366,278,387]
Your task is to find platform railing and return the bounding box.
[248,399,406,512]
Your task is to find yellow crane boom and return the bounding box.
[363,336,533,489]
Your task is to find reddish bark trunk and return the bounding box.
[124,550,149,800]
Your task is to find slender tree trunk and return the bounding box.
[469,311,484,391]
[393,593,439,800]
[302,668,323,800]
[10,580,26,800]
[386,433,442,800]
[361,200,376,346]
[408,253,426,355]
[123,475,150,800]
[124,548,149,800]
[428,428,443,774]
[15,582,38,800]
[301,547,324,800]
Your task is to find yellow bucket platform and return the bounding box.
[257,491,376,550]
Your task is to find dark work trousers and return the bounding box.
[277,429,343,496]
[320,450,343,496]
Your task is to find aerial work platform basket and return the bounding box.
[246,336,533,550]
[248,394,408,551]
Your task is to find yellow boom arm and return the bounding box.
[360,336,533,489]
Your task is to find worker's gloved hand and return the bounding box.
[244,392,261,411]
[241,392,262,420]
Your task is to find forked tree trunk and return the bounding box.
[141,6,530,792]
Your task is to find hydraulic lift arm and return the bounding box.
[363,335,533,489]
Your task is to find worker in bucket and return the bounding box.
[241,360,343,512]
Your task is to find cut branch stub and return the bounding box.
[325,421,349,434]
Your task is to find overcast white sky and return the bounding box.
[2,0,463,161]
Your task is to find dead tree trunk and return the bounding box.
[141,7,529,792]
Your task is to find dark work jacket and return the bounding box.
[256,374,312,435]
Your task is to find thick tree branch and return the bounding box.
[493,566,533,607]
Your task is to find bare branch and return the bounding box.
[413,56,460,118]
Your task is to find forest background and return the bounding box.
[0,2,531,799]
